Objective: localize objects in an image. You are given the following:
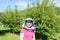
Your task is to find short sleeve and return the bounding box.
[32,30,35,33]
[20,28,25,33]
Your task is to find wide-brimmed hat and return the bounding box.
[22,18,35,30]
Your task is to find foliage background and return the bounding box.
[0,0,60,40]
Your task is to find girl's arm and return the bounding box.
[32,34,35,40]
[20,33,24,40]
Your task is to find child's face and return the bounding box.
[25,20,33,28]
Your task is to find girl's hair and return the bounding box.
[25,20,33,23]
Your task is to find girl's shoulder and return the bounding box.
[20,28,26,33]
[32,29,35,33]
[21,28,25,30]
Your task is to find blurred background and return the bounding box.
[0,0,60,40]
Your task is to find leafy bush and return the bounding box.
[0,0,60,40]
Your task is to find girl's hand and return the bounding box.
[32,34,35,40]
[20,33,24,40]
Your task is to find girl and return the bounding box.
[20,18,35,40]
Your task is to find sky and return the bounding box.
[0,0,60,12]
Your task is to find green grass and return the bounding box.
[0,33,20,40]
[0,26,10,30]
[0,26,20,40]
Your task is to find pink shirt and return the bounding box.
[20,28,35,40]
